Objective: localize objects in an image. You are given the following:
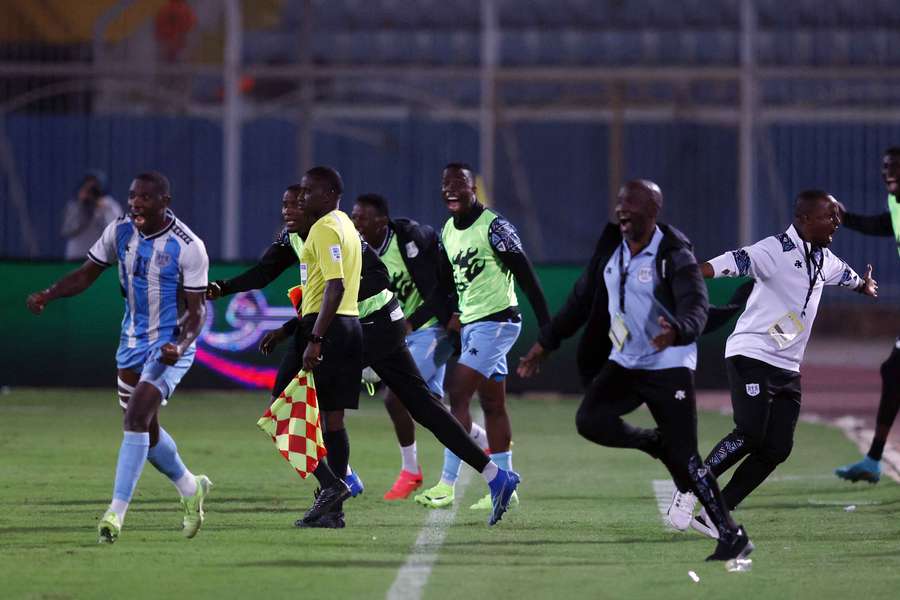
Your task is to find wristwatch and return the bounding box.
[307,333,326,344]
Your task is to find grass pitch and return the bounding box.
[1,388,899,599]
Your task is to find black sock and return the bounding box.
[324,429,350,510]
[867,438,886,462]
[312,461,337,488]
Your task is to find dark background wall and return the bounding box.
[4,115,899,304]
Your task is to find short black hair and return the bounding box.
[794,189,831,217]
[305,166,343,196]
[355,193,389,217]
[444,162,475,177]
[285,183,303,196]
[884,147,900,158]
[134,171,170,197]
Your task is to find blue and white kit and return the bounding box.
[88,210,209,400]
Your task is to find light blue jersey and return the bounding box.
[603,226,697,371]
[88,210,209,372]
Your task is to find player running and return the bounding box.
[415,163,549,511]
[26,171,211,544]
[351,193,471,500]
[669,190,877,539]
[835,147,900,483]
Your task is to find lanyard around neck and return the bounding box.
[801,242,823,317]
[618,245,627,313]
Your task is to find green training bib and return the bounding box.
[380,233,436,330]
[441,209,517,324]
[888,194,900,259]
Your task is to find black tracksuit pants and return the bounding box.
[576,360,736,536]
[705,355,801,510]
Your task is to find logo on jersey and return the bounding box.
[674,390,686,400]
[299,263,308,285]
[154,252,172,268]
[451,247,486,293]
[745,383,760,397]
[405,241,419,258]
[638,266,653,283]
[389,272,416,304]
[329,244,342,262]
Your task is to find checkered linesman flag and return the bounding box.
[256,370,326,478]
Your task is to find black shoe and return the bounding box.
[295,510,345,529]
[301,482,351,524]
[706,525,754,561]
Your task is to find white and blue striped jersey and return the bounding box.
[87,210,209,364]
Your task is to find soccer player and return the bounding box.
[835,147,900,484]
[518,179,752,561]
[415,162,548,511]
[26,171,211,544]
[211,178,519,526]
[668,190,877,540]
[351,193,466,500]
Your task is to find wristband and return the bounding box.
[307,333,326,344]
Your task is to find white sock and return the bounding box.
[400,442,418,473]
[346,465,353,476]
[109,498,129,523]
[469,423,489,451]
[481,461,499,483]
[174,471,197,497]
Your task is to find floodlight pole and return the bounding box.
[480,0,498,199]
[222,0,243,260]
[738,0,758,246]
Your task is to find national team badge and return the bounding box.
[405,241,419,258]
[154,252,172,268]
[745,383,760,397]
[638,266,653,283]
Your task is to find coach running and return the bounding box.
[518,179,752,562]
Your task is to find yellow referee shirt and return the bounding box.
[299,209,362,317]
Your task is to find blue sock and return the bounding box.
[490,451,512,472]
[440,448,463,484]
[147,427,187,482]
[112,432,150,502]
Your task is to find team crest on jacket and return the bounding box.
[638,266,653,283]
[745,383,760,397]
[154,252,172,268]
[405,241,419,258]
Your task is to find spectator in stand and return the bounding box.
[61,170,121,260]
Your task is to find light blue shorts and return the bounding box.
[117,339,196,403]
[407,326,455,397]
[457,320,522,380]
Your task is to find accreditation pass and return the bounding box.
[609,312,629,351]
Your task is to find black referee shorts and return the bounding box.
[297,313,363,411]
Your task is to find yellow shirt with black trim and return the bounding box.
[299,210,361,316]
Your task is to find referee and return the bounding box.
[518,179,751,561]
[670,190,877,539]
[291,166,363,524]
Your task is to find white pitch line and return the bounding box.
[386,467,473,600]
[652,479,675,530]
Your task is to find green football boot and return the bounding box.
[97,510,121,544]
[469,490,518,510]
[413,481,455,508]
[181,475,212,539]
